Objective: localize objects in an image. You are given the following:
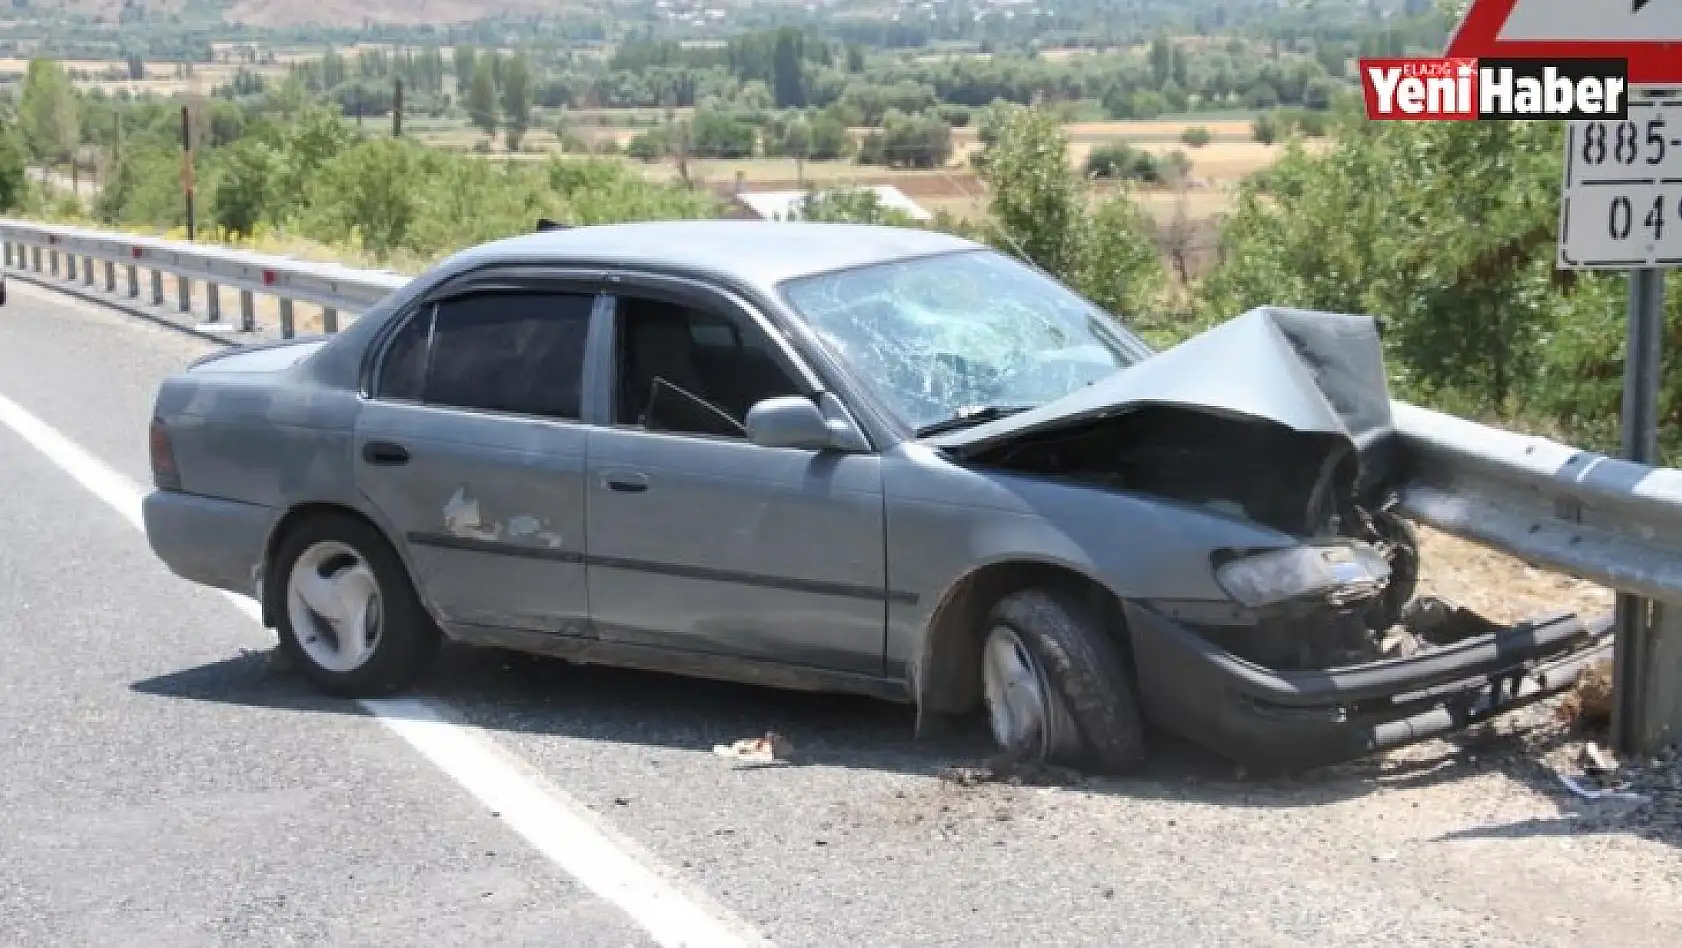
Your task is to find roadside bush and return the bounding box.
[209,137,283,237]
[857,109,952,168]
[798,188,917,225]
[0,118,24,211]
[978,104,1166,324]
[1180,125,1212,148]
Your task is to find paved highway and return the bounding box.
[2,275,1680,947]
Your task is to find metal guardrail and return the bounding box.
[1392,401,1682,604]
[2,216,1678,747]
[0,219,408,336]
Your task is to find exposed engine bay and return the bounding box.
[955,406,1458,671]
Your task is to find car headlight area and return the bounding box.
[1213,544,1392,609]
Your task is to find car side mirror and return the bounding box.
[745,396,844,451]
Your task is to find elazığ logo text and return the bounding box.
[1359,57,1630,121]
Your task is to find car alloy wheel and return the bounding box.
[285,539,385,674]
[981,622,1079,761]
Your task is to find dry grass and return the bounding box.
[1414,526,1615,625]
[0,57,292,96]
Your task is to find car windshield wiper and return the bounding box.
[915,404,1036,437]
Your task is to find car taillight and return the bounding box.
[149,417,181,490]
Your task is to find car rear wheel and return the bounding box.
[981,588,1147,774]
[274,513,441,697]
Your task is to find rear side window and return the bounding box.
[423,291,595,420]
[375,306,433,401]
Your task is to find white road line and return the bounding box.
[0,387,768,948]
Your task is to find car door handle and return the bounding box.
[602,471,649,493]
[362,441,411,466]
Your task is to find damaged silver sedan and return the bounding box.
[140,220,1612,773]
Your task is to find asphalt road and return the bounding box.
[2,274,1681,947]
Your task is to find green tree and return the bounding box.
[979,105,1083,278]
[1074,190,1167,332]
[19,59,80,163]
[771,28,807,108]
[798,188,916,226]
[977,105,1165,329]
[468,57,498,139]
[807,114,851,159]
[0,117,25,211]
[501,54,533,151]
[452,46,476,92]
[1196,114,1642,429]
[1181,125,1212,148]
[688,108,755,158]
[209,137,281,237]
[304,137,425,256]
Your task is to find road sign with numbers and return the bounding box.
[1558,98,1682,269]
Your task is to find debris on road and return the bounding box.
[1581,742,1618,775]
[712,731,795,764]
[1556,772,1649,806]
[1557,657,1614,727]
[936,749,1088,788]
[241,644,295,673]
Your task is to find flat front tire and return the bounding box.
[981,588,1147,774]
[273,512,441,697]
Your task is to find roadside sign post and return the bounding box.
[1445,0,1682,754]
[1557,94,1679,754]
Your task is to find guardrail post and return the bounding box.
[279,298,295,338]
[239,290,254,332]
[57,251,66,279]
[83,256,95,288]
[31,246,41,272]
[1636,605,1682,752]
[104,260,115,292]
[150,268,163,305]
[322,307,339,333]
[206,283,221,323]
[125,263,138,298]
[2,241,10,267]
[175,275,190,313]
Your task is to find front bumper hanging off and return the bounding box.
[1122,601,1615,771]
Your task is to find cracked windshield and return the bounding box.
[782,250,1149,433]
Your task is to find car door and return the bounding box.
[354,283,602,635]
[585,283,888,675]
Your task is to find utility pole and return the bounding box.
[180,104,195,241]
[393,76,404,137]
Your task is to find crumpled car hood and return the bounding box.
[926,306,1396,461]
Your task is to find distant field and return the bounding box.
[0,56,291,96]
[223,0,593,29]
[411,113,1306,227]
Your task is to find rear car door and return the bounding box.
[354,283,602,635]
[584,282,888,675]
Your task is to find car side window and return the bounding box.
[423,291,594,420]
[374,305,433,401]
[612,293,803,439]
